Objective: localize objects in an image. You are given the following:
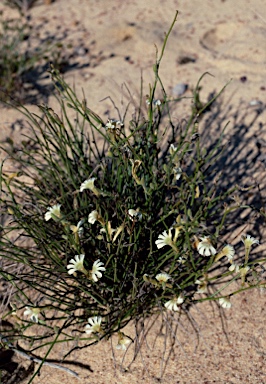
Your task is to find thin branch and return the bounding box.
[0,334,80,379]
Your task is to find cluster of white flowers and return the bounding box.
[66,255,105,282]
[43,173,261,337]
[84,317,131,350]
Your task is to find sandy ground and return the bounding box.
[0,0,266,383]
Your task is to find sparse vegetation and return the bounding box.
[0,10,265,382]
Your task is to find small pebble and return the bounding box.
[75,47,88,56]
[173,83,188,97]
[240,76,247,82]
[249,99,262,106]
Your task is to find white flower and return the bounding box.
[154,99,161,106]
[197,237,216,256]
[112,224,124,243]
[99,222,116,240]
[164,295,184,311]
[240,265,250,285]
[215,244,235,262]
[100,222,123,243]
[90,259,105,282]
[80,178,97,192]
[24,307,41,323]
[44,204,62,221]
[242,234,259,264]
[229,263,240,273]
[85,316,102,335]
[67,254,86,275]
[173,166,182,181]
[155,272,171,284]
[222,244,235,260]
[105,119,123,130]
[128,209,142,221]
[116,333,131,351]
[155,229,173,249]
[240,265,250,275]
[105,119,115,129]
[218,297,232,309]
[70,219,84,236]
[88,210,99,224]
[241,234,259,248]
[195,279,208,293]
[169,144,177,155]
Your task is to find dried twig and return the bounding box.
[0,334,80,379]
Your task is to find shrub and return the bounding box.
[0,10,66,103]
[0,11,264,379]
[2,0,39,15]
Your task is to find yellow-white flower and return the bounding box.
[229,263,240,273]
[70,219,84,236]
[164,295,184,311]
[105,119,115,129]
[99,222,116,240]
[155,229,173,249]
[241,234,259,248]
[218,297,232,309]
[67,254,87,275]
[85,316,102,335]
[195,279,208,293]
[173,166,182,181]
[197,237,216,256]
[154,99,161,106]
[215,244,235,262]
[90,259,105,282]
[116,332,131,351]
[24,307,41,323]
[88,210,99,224]
[88,210,105,225]
[80,177,96,192]
[44,204,62,222]
[105,119,123,130]
[240,265,250,285]
[169,144,177,156]
[241,234,259,264]
[112,224,124,243]
[128,209,142,221]
[155,272,171,284]
[80,178,100,196]
[98,222,123,243]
